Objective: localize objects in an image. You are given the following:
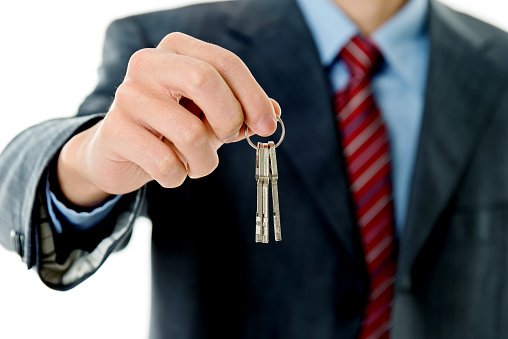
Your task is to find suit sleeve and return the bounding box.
[0,17,150,290]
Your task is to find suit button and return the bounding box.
[335,289,366,320]
[10,230,24,258]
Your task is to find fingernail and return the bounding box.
[255,115,276,136]
[271,99,282,117]
[223,129,240,143]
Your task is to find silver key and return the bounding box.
[261,143,270,243]
[255,142,263,243]
[268,141,282,241]
[245,115,285,244]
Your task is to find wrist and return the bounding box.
[57,122,111,208]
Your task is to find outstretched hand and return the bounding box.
[57,32,281,207]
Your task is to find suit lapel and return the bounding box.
[399,0,508,276]
[224,0,359,259]
[221,0,508,270]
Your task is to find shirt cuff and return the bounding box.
[45,175,122,234]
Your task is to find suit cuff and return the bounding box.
[37,185,145,290]
[45,173,122,234]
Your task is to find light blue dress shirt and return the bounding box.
[46,176,121,233]
[48,0,429,235]
[296,0,429,233]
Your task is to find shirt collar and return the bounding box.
[295,0,429,84]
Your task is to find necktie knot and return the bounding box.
[340,35,382,79]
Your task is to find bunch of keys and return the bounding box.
[245,116,285,243]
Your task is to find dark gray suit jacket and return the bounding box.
[1,0,508,338]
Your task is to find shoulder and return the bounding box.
[462,13,508,80]
[433,2,508,75]
[111,1,240,47]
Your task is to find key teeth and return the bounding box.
[262,215,269,243]
[256,216,262,243]
[274,214,282,241]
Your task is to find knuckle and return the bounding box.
[160,32,187,47]
[171,170,188,188]
[179,121,208,147]
[218,113,244,141]
[205,153,220,176]
[226,111,245,132]
[189,152,219,179]
[215,49,243,73]
[154,155,187,188]
[244,88,268,109]
[114,80,137,104]
[128,48,154,73]
[189,62,217,91]
[156,156,175,175]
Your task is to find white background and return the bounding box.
[0,1,507,338]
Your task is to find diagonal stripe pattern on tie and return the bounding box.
[334,35,397,339]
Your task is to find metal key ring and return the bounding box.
[245,115,285,149]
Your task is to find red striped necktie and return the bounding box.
[334,35,397,339]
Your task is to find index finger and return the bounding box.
[157,32,278,137]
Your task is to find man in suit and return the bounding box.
[1,0,508,337]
